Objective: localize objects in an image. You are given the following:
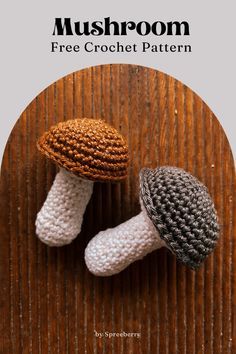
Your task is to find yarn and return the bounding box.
[85,166,220,275]
[140,166,220,269]
[36,168,93,246]
[36,118,129,247]
[85,208,165,276]
[37,118,129,182]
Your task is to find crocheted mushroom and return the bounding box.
[36,118,129,246]
[85,166,220,276]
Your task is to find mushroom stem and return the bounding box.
[85,209,166,276]
[36,168,93,246]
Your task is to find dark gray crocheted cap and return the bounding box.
[140,166,220,269]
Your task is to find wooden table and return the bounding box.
[0,64,235,353]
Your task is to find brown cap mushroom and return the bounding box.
[37,118,129,181]
[36,118,129,246]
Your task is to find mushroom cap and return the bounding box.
[140,166,220,269]
[37,118,129,182]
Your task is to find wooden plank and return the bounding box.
[0,64,235,353]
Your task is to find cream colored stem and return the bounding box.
[85,210,165,276]
[36,168,93,246]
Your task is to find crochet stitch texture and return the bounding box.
[36,168,93,246]
[85,209,165,276]
[140,166,220,269]
[37,118,129,182]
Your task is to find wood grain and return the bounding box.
[0,64,235,354]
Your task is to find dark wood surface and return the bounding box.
[0,64,235,353]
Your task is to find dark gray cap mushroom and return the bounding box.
[85,166,220,276]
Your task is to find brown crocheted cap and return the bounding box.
[37,118,129,182]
